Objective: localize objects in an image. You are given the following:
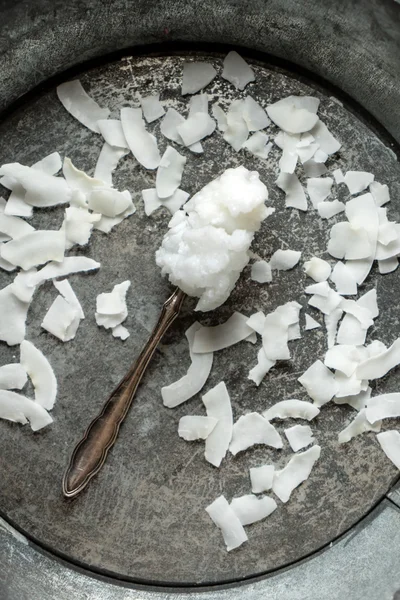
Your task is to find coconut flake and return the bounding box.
[370,181,390,207]
[162,322,213,408]
[182,62,216,95]
[248,347,276,386]
[334,371,367,398]
[95,280,130,330]
[285,424,315,452]
[242,96,270,131]
[344,171,374,195]
[333,168,345,184]
[178,415,217,441]
[192,312,254,353]
[277,132,299,174]
[324,345,364,377]
[298,360,337,406]
[317,200,346,219]
[377,431,400,470]
[304,257,331,282]
[336,314,367,346]
[139,94,165,123]
[334,386,371,411]
[246,311,266,334]
[242,132,272,159]
[270,249,301,271]
[160,108,203,153]
[309,120,341,155]
[1,230,65,270]
[142,188,189,216]
[229,412,282,455]
[305,281,331,297]
[120,107,160,170]
[305,314,321,330]
[212,104,228,132]
[56,80,109,133]
[203,382,233,468]
[308,285,342,315]
[96,119,129,148]
[338,408,381,444]
[62,157,104,195]
[328,222,372,260]
[263,399,320,421]
[267,96,319,134]
[0,213,35,240]
[156,146,186,199]
[276,172,307,211]
[20,340,57,410]
[251,260,272,283]
[27,257,100,288]
[230,494,277,526]
[53,279,84,319]
[110,324,129,340]
[176,113,215,147]
[366,393,400,424]
[88,188,132,218]
[41,296,81,342]
[94,144,128,186]
[262,301,301,361]
[356,338,400,381]
[0,163,71,208]
[303,159,327,177]
[223,101,249,151]
[378,257,399,274]
[205,495,248,551]
[222,51,255,90]
[340,299,374,328]
[61,206,101,249]
[94,204,136,233]
[330,261,358,295]
[0,364,27,390]
[307,177,333,208]
[188,94,209,117]
[272,445,321,503]
[0,285,30,345]
[0,390,52,431]
[250,465,275,493]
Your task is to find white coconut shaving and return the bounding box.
[162,322,213,408]
[9,266,37,301]
[270,249,301,271]
[212,104,228,132]
[0,390,52,431]
[94,144,128,186]
[333,168,345,184]
[344,171,374,195]
[272,445,321,503]
[317,200,345,219]
[298,360,337,406]
[62,157,104,195]
[0,162,71,208]
[370,181,390,207]
[61,206,101,249]
[182,62,217,95]
[378,257,399,274]
[267,96,319,134]
[262,301,301,361]
[328,222,372,260]
[26,256,100,288]
[120,107,160,170]
[248,347,276,386]
[188,94,209,117]
[230,494,277,526]
[340,299,374,329]
[0,363,27,390]
[308,285,342,316]
[205,495,248,551]
[95,280,131,337]
[96,119,129,148]
[53,279,84,319]
[177,113,216,147]
[263,399,320,421]
[242,132,272,159]
[250,465,275,493]
[57,80,109,133]
[246,311,266,335]
[222,51,255,90]
[330,261,358,295]
[88,188,133,218]
[1,230,65,270]
[156,166,271,312]
[0,284,31,346]
[304,257,331,282]
[0,243,16,271]
[20,340,57,410]
[337,290,378,346]
[338,408,381,444]
[223,100,249,151]
[366,393,400,424]
[160,108,203,154]
[42,280,83,342]
[305,314,321,330]
[142,188,189,216]
[202,381,233,468]
[229,412,283,455]
[285,424,315,452]
[0,213,35,240]
[139,94,165,123]
[193,312,254,353]
[305,281,330,296]
[377,431,400,470]
[303,159,328,177]
[276,132,299,174]
[242,96,270,131]
[178,415,218,441]
[156,146,186,199]
[324,345,364,377]
[276,172,307,211]
[334,386,371,412]
[309,120,341,155]
[251,260,272,283]
[307,177,333,208]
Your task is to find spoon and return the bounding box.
[62,287,186,498]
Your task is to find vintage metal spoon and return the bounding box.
[62,288,186,498]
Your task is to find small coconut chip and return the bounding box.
[330,262,358,295]
[263,399,320,421]
[338,409,381,444]
[285,424,315,452]
[0,285,31,346]
[366,393,400,424]
[62,157,105,194]
[0,390,52,431]
[94,144,128,186]
[0,364,27,390]
[276,172,307,211]
[344,171,374,195]
[62,206,101,250]
[309,120,341,155]
[248,347,276,386]
[202,382,233,468]
[242,97,270,131]
[223,100,249,151]
[96,119,129,148]
[41,296,81,342]
[298,360,337,406]
[57,80,110,132]
[333,169,345,184]
[334,386,371,412]
[222,51,255,90]
[304,257,331,282]
[182,62,217,95]
[160,108,203,153]
[28,257,100,288]
[0,212,35,240]
[212,104,228,132]
[193,312,254,353]
[20,340,57,410]
[246,311,266,335]
[250,465,275,493]
[142,188,189,216]
[178,415,218,441]
[0,163,71,208]
[56,283,84,320]
[176,113,216,147]
[1,231,65,270]
[262,302,301,361]
[230,494,277,526]
[205,495,248,551]
[303,159,327,177]
[95,281,131,337]
[356,338,400,380]
[307,177,333,208]
[370,181,390,207]
[267,96,319,134]
[277,132,299,174]
[120,107,161,170]
[88,188,133,218]
[272,445,321,503]
[251,260,272,283]
[317,200,345,219]
[139,94,165,123]
[162,322,213,408]
[377,431,400,470]
[229,412,282,455]
[156,146,186,199]
[242,132,272,159]
[270,249,301,271]
[305,314,321,331]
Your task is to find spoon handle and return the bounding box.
[62,288,186,498]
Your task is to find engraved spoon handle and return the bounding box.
[62,288,186,498]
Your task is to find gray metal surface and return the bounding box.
[1,501,400,600]
[0,53,400,587]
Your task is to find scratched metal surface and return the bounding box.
[0,53,400,585]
